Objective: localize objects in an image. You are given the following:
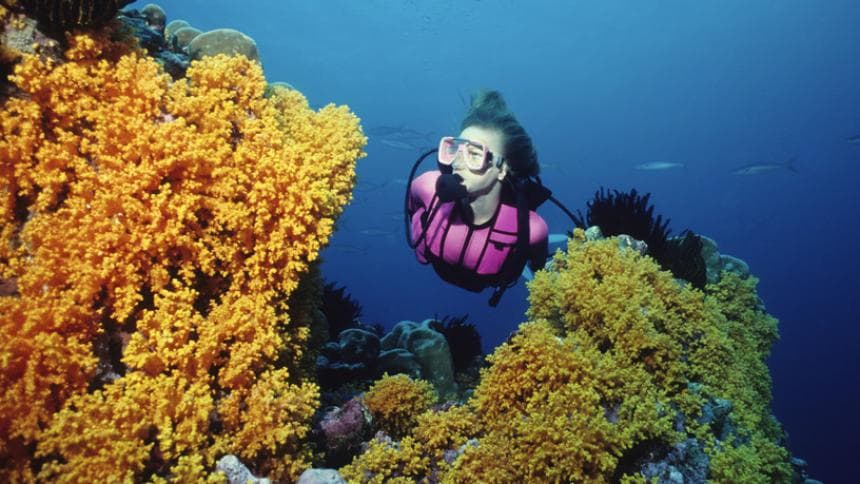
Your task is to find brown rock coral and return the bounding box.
[0,29,365,481]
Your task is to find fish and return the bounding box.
[325,244,368,255]
[539,162,568,175]
[366,124,408,137]
[354,179,389,192]
[367,124,434,140]
[377,138,423,151]
[634,162,686,171]
[357,228,396,237]
[731,157,798,175]
[846,134,860,144]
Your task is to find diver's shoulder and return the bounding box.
[411,171,440,198]
[528,210,548,241]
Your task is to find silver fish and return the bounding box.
[539,162,568,175]
[731,157,798,175]
[377,138,422,151]
[354,179,389,192]
[366,124,408,137]
[325,244,368,255]
[357,228,395,237]
[634,162,686,171]
[846,134,860,144]
[368,124,434,140]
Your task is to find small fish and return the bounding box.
[731,157,798,175]
[357,228,395,237]
[846,134,860,144]
[354,179,389,192]
[539,162,568,175]
[634,162,686,171]
[367,124,434,140]
[325,244,368,255]
[366,124,408,137]
[377,138,422,151]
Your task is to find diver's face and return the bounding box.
[453,126,507,194]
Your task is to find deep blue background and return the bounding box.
[132,1,859,481]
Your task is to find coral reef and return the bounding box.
[318,328,382,398]
[321,281,365,341]
[573,187,708,289]
[0,0,133,30]
[380,320,458,399]
[164,18,189,39]
[664,229,707,289]
[428,314,483,374]
[362,374,437,440]
[337,231,795,482]
[313,397,373,468]
[139,3,165,34]
[0,22,365,482]
[573,187,672,258]
[187,28,259,62]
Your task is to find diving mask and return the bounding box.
[437,136,504,172]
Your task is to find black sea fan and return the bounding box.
[574,188,706,289]
[321,282,363,341]
[1,0,134,30]
[574,187,672,260]
[663,230,707,290]
[430,314,483,373]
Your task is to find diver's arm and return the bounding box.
[527,213,550,272]
[529,237,549,272]
[408,171,438,215]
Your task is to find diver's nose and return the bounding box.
[451,151,468,171]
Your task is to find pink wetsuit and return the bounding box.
[409,171,549,292]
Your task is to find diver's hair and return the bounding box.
[460,89,539,178]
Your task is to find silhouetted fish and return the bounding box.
[846,134,860,144]
[634,162,686,171]
[366,124,409,137]
[357,228,395,237]
[731,157,798,175]
[325,244,368,255]
[368,124,433,140]
[378,138,423,151]
[1,0,134,29]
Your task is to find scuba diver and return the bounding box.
[404,90,576,307]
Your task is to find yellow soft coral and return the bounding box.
[339,436,429,484]
[450,236,790,482]
[340,235,791,482]
[1,28,364,482]
[451,320,630,483]
[363,374,438,439]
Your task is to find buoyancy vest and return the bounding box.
[408,171,549,295]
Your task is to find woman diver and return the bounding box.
[405,90,572,306]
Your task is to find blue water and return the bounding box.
[133,1,860,480]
